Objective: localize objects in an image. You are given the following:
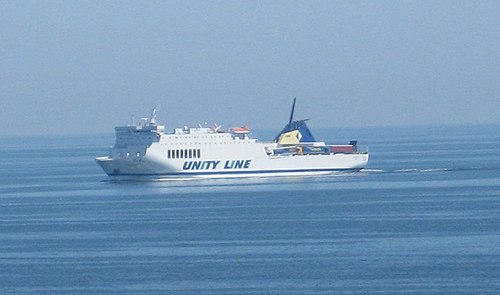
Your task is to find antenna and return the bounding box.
[288,97,297,125]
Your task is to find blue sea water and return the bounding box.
[1,125,499,294]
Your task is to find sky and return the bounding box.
[1,0,499,136]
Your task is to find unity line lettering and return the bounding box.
[182,160,251,170]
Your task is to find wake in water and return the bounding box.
[101,166,498,185]
[361,166,497,174]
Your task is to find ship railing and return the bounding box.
[268,142,367,157]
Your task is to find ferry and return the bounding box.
[96,99,369,178]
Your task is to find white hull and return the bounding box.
[96,140,368,178]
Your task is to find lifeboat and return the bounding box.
[230,126,250,134]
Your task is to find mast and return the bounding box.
[149,107,158,124]
[288,97,297,125]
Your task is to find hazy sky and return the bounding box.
[1,0,499,135]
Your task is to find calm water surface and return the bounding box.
[1,125,499,294]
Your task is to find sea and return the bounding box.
[1,124,499,294]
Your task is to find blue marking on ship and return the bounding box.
[183,160,251,170]
[223,160,251,169]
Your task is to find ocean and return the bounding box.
[1,125,499,294]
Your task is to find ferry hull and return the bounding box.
[96,153,369,178]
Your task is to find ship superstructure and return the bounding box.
[96,99,369,178]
